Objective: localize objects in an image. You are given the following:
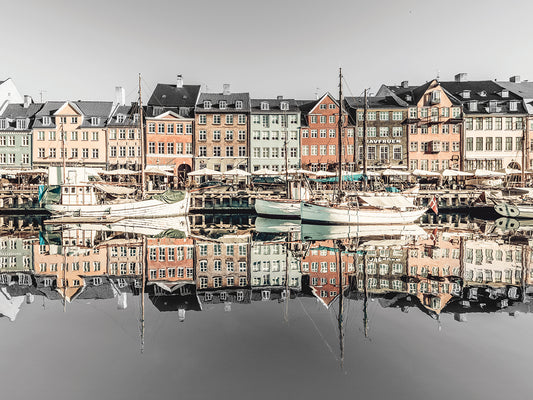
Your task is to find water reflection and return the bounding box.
[0,215,530,328]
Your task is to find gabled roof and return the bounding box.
[306,92,338,114]
[107,103,141,127]
[53,101,83,116]
[147,84,201,108]
[146,110,185,120]
[344,95,408,109]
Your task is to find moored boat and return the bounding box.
[255,198,301,219]
[494,202,533,219]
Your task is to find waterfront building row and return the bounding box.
[1,74,533,177]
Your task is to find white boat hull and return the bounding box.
[255,198,301,219]
[45,194,190,218]
[301,202,427,225]
[494,203,533,219]
[300,223,427,241]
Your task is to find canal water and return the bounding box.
[1,213,532,400]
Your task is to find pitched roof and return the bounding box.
[295,99,318,126]
[196,92,251,112]
[0,103,43,119]
[33,101,113,128]
[344,95,408,109]
[250,98,299,113]
[107,103,141,127]
[147,84,201,108]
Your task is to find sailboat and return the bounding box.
[41,74,190,218]
[300,69,427,225]
[254,106,309,219]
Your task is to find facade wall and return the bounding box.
[250,111,300,172]
[250,241,301,289]
[408,82,462,171]
[146,113,194,171]
[0,130,32,169]
[147,237,194,282]
[107,126,142,169]
[301,95,346,171]
[464,115,526,170]
[195,235,250,290]
[354,108,408,170]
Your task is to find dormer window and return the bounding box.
[203,100,212,109]
[116,114,125,123]
[489,100,498,112]
[509,101,518,111]
[431,90,441,104]
[479,91,487,97]
[219,101,227,110]
[260,102,269,111]
[91,117,99,126]
[280,102,289,111]
[0,119,6,129]
[501,90,509,98]
[43,116,51,125]
[235,100,243,110]
[461,90,471,99]
[405,95,412,102]
[133,113,139,122]
[16,119,27,129]
[469,101,478,112]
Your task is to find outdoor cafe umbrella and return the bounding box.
[252,168,280,175]
[470,169,505,177]
[287,168,314,175]
[441,169,473,177]
[188,168,223,177]
[381,169,411,176]
[223,169,251,177]
[412,169,442,177]
[313,170,337,177]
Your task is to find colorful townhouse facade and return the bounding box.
[345,95,409,170]
[106,100,142,171]
[299,93,352,172]
[250,241,301,290]
[32,101,112,169]
[145,77,200,180]
[249,98,300,172]
[147,237,195,291]
[0,100,42,170]
[194,87,250,173]
[440,78,527,171]
[378,79,463,172]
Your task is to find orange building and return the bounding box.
[147,237,195,291]
[145,109,194,181]
[299,94,351,172]
[378,80,463,171]
[301,240,348,308]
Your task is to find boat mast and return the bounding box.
[522,118,526,186]
[336,240,344,367]
[139,73,146,199]
[337,68,343,202]
[284,108,290,199]
[363,89,368,190]
[61,123,66,184]
[140,235,146,353]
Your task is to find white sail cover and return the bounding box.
[358,195,415,208]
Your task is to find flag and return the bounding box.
[428,196,438,215]
[431,227,438,244]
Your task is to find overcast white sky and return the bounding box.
[3,0,533,102]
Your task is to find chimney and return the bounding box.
[176,74,183,88]
[401,81,409,88]
[23,95,31,108]
[115,86,125,106]
[510,75,521,83]
[277,95,283,100]
[223,84,230,95]
[455,73,467,82]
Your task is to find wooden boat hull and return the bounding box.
[45,194,190,218]
[301,201,427,225]
[494,203,533,219]
[255,198,301,219]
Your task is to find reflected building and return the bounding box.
[250,241,302,290]
[301,240,351,308]
[147,237,194,294]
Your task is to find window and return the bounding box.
[238,114,246,124]
[226,147,234,157]
[506,137,513,151]
[235,101,243,109]
[225,114,233,124]
[199,146,207,156]
[380,111,389,121]
[392,127,402,137]
[213,115,221,124]
[380,127,389,137]
[199,115,207,124]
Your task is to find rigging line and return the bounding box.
[297,296,338,361]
